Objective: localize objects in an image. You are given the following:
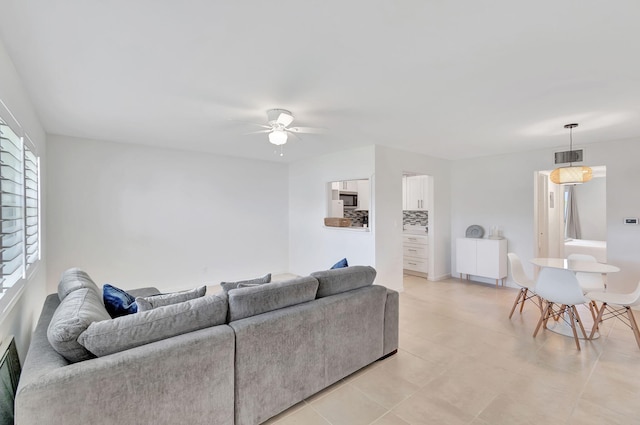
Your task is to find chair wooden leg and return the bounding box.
[588,301,599,323]
[573,305,588,339]
[519,288,528,313]
[534,302,551,337]
[626,307,640,350]
[553,304,566,322]
[589,302,607,339]
[537,296,544,314]
[509,289,524,319]
[567,306,581,350]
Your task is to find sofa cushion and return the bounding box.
[103,284,138,317]
[330,258,349,269]
[311,265,377,298]
[227,276,319,322]
[135,285,206,312]
[57,268,101,301]
[47,288,112,362]
[77,293,228,357]
[220,273,271,293]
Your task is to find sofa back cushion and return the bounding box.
[57,268,101,301]
[47,288,112,362]
[77,293,228,357]
[220,273,271,293]
[228,276,319,322]
[135,285,206,311]
[311,265,377,298]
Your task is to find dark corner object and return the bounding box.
[1,336,21,425]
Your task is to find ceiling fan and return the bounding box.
[246,109,323,146]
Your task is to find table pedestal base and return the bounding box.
[546,317,599,340]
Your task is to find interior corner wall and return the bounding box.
[288,145,376,278]
[374,145,452,291]
[451,139,640,292]
[0,37,48,362]
[46,135,289,293]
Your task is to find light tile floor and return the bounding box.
[262,275,640,425]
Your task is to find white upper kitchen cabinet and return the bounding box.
[356,180,370,210]
[404,175,429,210]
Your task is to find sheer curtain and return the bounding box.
[565,185,582,239]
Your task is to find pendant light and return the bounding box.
[549,123,593,185]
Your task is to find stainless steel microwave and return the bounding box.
[339,193,358,208]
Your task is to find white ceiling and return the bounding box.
[1,0,639,163]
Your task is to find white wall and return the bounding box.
[374,145,452,289]
[0,38,47,362]
[47,135,289,293]
[289,146,376,277]
[574,176,606,241]
[451,139,640,292]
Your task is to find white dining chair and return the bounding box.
[507,253,541,319]
[533,267,589,350]
[567,253,605,321]
[586,281,640,349]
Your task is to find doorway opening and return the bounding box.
[534,166,607,264]
[402,172,434,279]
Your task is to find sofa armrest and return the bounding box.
[16,324,235,425]
[382,288,399,356]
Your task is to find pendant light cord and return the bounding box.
[569,126,573,166]
[564,123,578,167]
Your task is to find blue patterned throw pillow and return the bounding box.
[330,258,349,269]
[103,284,138,317]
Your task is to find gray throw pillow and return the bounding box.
[227,276,319,322]
[57,268,101,301]
[311,265,377,298]
[135,285,206,312]
[78,293,228,357]
[47,288,112,362]
[220,273,271,293]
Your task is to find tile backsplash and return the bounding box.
[403,210,428,226]
[344,209,369,226]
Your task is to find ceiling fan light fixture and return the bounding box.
[266,109,293,126]
[268,130,288,145]
[550,123,593,185]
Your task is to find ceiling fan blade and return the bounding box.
[277,112,294,127]
[243,129,272,135]
[287,126,325,134]
[227,118,272,129]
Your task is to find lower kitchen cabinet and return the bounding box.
[403,234,428,276]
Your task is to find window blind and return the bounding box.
[0,115,39,299]
[24,142,39,268]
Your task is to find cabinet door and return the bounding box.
[357,180,370,210]
[405,176,421,210]
[456,238,477,275]
[418,175,429,210]
[476,239,507,279]
[341,180,358,192]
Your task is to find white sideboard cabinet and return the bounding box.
[456,237,507,286]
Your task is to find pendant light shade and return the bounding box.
[550,123,593,185]
[549,166,593,184]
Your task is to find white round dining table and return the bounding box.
[530,257,620,274]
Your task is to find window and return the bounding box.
[0,115,41,304]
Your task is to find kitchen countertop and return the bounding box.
[403,225,428,235]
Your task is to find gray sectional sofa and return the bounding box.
[15,266,399,425]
